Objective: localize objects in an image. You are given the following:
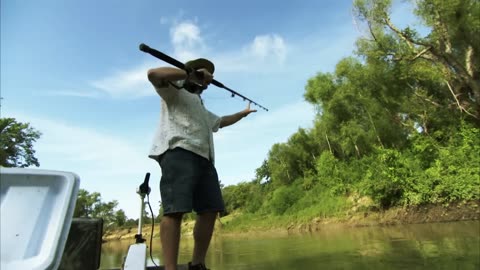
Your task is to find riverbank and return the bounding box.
[287,199,480,234]
[102,200,480,242]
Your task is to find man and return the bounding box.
[147,58,256,270]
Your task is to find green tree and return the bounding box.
[93,200,119,226]
[267,128,319,186]
[74,189,101,217]
[254,159,270,184]
[0,118,41,167]
[114,209,127,227]
[222,182,251,213]
[221,0,480,224]
[305,57,409,159]
[354,0,480,124]
[74,189,123,227]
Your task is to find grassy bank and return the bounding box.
[103,199,480,242]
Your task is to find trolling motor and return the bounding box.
[135,172,151,244]
[139,43,269,111]
[122,172,156,270]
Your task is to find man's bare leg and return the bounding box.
[191,212,217,265]
[161,213,183,270]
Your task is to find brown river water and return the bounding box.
[100,221,479,270]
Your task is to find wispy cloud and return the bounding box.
[7,112,159,218]
[249,34,287,63]
[90,20,290,99]
[89,62,153,99]
[4,99,316,215]
[212,33,288,73]
[170,21,207,61]
[41,90,104,99]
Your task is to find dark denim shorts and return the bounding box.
[157,147,225,215]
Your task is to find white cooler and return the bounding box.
[0,168,80,270]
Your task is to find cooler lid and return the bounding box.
[1,168,80,270]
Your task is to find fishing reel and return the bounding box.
[183,80,207,94]
[183,69,208,94]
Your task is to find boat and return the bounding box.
[0,167,185,270]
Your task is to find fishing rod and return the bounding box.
[139,43,269,111]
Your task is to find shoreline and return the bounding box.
[102,200,480,242]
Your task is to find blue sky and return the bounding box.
[1,0,421,218]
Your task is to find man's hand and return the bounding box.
[219,102,257,128]
[187,68,213,88]
[241,102,258,117]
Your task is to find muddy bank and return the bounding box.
[103,200,480,242]
[288,200,480,233]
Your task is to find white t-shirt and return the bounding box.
[148,81,221,163]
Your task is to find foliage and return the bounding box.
[358,148,420,208]
[74,189,128,229]
[420,123,480,203]
[220,0,479,228]
[0,118,41,168]
[265,184,303,215]
[267,128,319,186]
[354,0,480,123]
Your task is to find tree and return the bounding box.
[0,118,41,167]
[74,189,101,217]
[215,0,480,222]
[266,128,319,186]
[353,0,480,124]
[74,189,122,227]
[305,57,409,159]
[114,209,127,227]
[254,159,270,184]
[222,182,252,212]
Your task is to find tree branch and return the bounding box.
[433,9,452,54]
[445,80,478,118]
[466,45,474,77]
[411,46,433,61]
[383,14,430,47]
[409,83,441,107]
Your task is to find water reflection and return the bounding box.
[100,221,479,270]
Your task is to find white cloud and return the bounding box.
[7,112,160,218]
[171,22,202,48]
[3,98,316,216]
[89,62,154,99]
[212,34,288,73]
[249,34,287,63]
[90,20,291,99]
[41,90,104,99]
[89,21,207,99]
[161,21,289,74]
[170,21,206,61]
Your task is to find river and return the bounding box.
[100,221,479,270]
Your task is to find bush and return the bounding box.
[422,123,480,203]
[266,184,303,215]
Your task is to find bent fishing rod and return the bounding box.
[139,43,268,111]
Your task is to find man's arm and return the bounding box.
[220,103,257,128]
[147,67,213,97]
[147,67,187,88]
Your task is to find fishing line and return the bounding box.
[146,193,158,268]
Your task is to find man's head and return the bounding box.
[184,58,215,94]
[184,58,215,74]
